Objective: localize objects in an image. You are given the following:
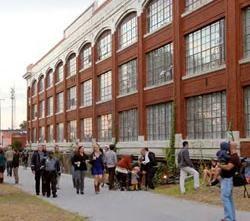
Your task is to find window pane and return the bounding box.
[80,44,92,69]
[147,102,172,140]
[67,55,76,77]
[99,71,112,101]
[67,86,77,110]
[81,79,92,106]
[148,0,173,33]
[98,114,112,142]
[97,31,112,61]
[68,120,77,142]
[186,19,225,75]
[185,0,212,11]
[56,92,64,113]
[56,63,64,83]
[119,109,138,141]
[187,91,227,139]
[56,123,64,143]
[81,118,93,142]
[119,59,137,95]
[147,43,173,87]
[244,7,250,57]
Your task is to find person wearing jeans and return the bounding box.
[178,141,199,194]
[219,142,240,221]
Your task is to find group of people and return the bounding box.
[0,147,20,184]
[70,143,157,195]
[178,141,246,221]
[31,145,63,198]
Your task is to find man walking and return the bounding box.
[5,146,14,177]
[44,151,60,198]
[104,144,117,190]
[218,142,240,221]
[54,145,63,189]
[178,141,199,194]
[12,149,20,184]
[31,145,47,196]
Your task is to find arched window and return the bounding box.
[55,62,64,83]
[147,0,173,33]
[46,69,53,88]
[97,30,112,61]
[38,76,44,93]
[118,12,137,49]
[31,80,37,96]
[80,43,92,70]
[67,54,76,77]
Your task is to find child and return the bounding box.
[131,166,140,191]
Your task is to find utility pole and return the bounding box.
[10,88,16,130]
[0,99,4,146]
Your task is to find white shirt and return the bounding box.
[142,152,150,165]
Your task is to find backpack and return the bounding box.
[233,161,247,187]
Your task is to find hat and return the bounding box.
[220,142,230,151]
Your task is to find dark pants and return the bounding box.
[7,161,13,176]
[117,172,128,190]
[108,167,115,190]
[35,170,46,195]
[145,167,155,189]
[45,171,57,197]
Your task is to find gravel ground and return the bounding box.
[6,167,250,221]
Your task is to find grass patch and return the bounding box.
[0,184,86,221]
[155,179,250,212]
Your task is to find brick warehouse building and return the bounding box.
[23,0,250,158]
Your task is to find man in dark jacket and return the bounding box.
[178,141,199,194]
[31,145,47,195]
[12,149,20,184]
[141,148,157,190]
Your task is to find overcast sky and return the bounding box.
[0,0,93,130]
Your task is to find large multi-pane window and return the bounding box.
[56,63,64,83]
[185,0,211,11]
[80,44,92,69]
[67,54,76,77]
[119,109,138,141]
[119,13,137,49]
[68,120,77,142]
[187,91,227,139]
[147,43,173,87]
[39,100,45,118]
[32,128,37,143]
[81,80,92,106]
[80,118,92,142]
[244,7,250,57]
[32,104,37,120]
[98,114,112,142]
[39,127,45,143]
[47,96,53,116]
[147,0,173,33]
[99,71,112,102]
[97,31,112,61]
[38,77,44,93]
[56,92,64,113]
[147,103,172,140]
[47,125,54,143]
[67,86,77,110]
[119,60,137,95]
[46,70,53,88]
[244,87,250,137]
[56,123,64,143]
[186,19,225,75]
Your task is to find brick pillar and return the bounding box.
[52,70,56,143]
[173,0,185,137]
[44,77,48,143]
[137,12,146,138]
[63,64,67,142]
[92,46,97,141]
[76,54,81,141]
[226,0,241,135]
[112,32,118,142]
[36,83,40,143]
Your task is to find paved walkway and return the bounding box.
[6,167,250,221]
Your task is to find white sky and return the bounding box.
[0,0,93,130]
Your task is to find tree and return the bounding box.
[19,121,27,130]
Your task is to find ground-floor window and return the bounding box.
[98,114,112,142]
[47,125,54,143]
[68,121,77,142]
[187,91,227,139]
[119,109,138,141]
[80,118,92,142]
[32,128,37,143]
[56,123,64,143]
[244,86,250,137]
[147,102,172,140]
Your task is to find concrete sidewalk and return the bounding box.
[6,167,250,221]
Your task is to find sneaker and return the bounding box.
[76,190,79,194]
[80,192,84,195]
[211,179,219,186]
[53,194,57,198]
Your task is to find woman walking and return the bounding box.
[90,144,104,194]
[71,146,88,195]
[0,148,6,183]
